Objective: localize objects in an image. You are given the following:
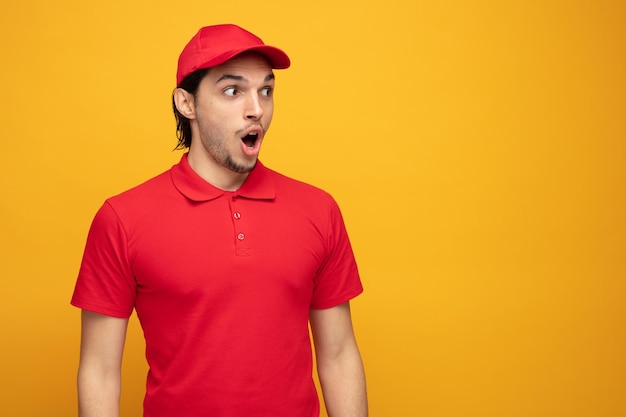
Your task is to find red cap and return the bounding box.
[176,24,291,86]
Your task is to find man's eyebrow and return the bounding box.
[216,74,245,83]
[215,72,275,84]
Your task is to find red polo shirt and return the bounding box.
[71,153,363,417]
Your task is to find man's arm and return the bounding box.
[310,302,368,417]
[77,310,129,417]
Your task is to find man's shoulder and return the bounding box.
[262,165,335,202]
[106,167,175,207]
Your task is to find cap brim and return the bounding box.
[245,45,291,69]
[200,45,290,71]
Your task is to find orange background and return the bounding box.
[1,1,625,416]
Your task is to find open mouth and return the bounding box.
[241,132,259,148]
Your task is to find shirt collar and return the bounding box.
[170,153,276,202]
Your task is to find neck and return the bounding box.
[186,150,250,191]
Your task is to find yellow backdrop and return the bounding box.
[1,0,624,416]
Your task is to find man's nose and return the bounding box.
[245,94,263,120]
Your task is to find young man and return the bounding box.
[72,24,367,417]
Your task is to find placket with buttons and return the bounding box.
[229,195,251,257]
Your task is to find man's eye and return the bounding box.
[261,87,273,97]
[224,87,237,96]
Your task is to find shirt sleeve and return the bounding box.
[70,201,136,318]
[310,198,363,309]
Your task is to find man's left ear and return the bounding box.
[173,88,196,119]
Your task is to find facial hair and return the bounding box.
[196,117,259,175]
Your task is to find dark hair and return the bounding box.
[172,68,210,149]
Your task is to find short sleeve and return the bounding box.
[70,201,136,318]
[310,199,363,309]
